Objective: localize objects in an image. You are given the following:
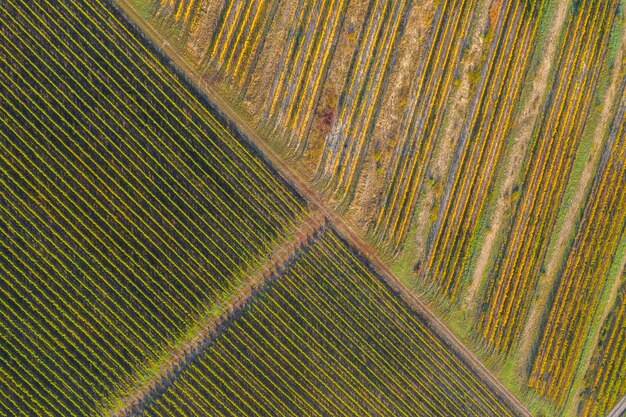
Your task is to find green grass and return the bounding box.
[129,0,154,19]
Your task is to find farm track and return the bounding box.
[111,213,327,416]
[114,2,532,415]
[134,227,522,416]
[479,0,619,354]
[117,1,626,416]
[0,0,533,415]
[606,390,626,417]
[12,0,626,415]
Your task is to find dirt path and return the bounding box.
[607,392,626,417]
[113,2,531,415]
[110,212,326,416]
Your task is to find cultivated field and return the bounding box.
[1,0,305,414]
[579,271,626,417]
[4,0,626,416]
[138,227,522,417]
[479,0,620,354]
[147,0,442,228]
[422,0,546,299]
[0,0,532,416]
[528,77,626,408]
[138,0,626,416]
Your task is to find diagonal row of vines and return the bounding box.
[0,0,306,414]
[141,227,521,417]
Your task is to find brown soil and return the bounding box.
[489,0,502,30]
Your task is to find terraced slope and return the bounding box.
[138,227,521,417]
[0,0,305,414]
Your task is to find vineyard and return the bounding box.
[1,0,532,415]
[4,0,626,415]
[140,0,626,415]
[0,0,305,413]
[138,227,521,417]
[479,0,621,354]
[422,0,546,298]
[528,77,626,406]
[145,0,450,219]
[370,0,482,250]
[579,272,626,417]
